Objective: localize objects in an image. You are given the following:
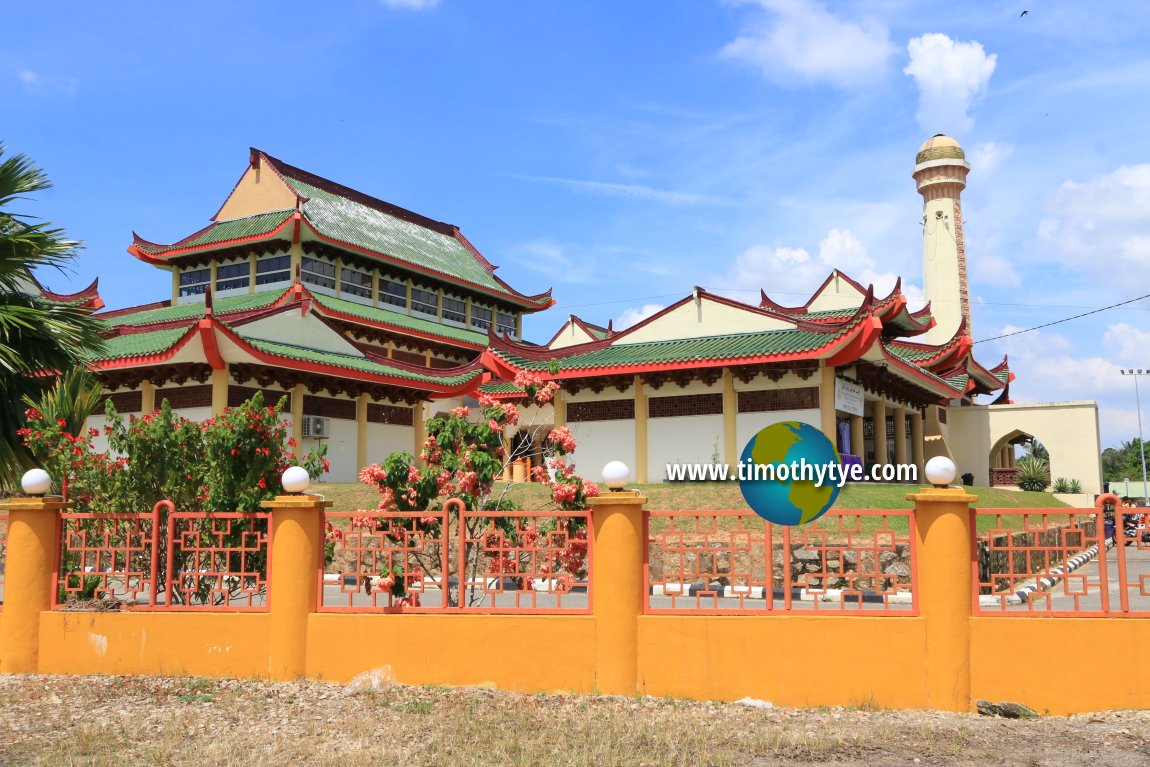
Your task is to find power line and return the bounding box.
[974,293,1150,344]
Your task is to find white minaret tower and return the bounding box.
[913,134,971,345]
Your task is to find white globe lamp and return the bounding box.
[602,461,630,492]
[281,466,311,495]
[21,468,52,496]
[924,456,957,488]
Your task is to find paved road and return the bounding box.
[982,542,1150,614]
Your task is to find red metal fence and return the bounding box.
[320,501,591,614]
[53,501,270,611]
[974,507,1150,616]
[645,509,917,614]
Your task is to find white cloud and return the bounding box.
[721,0,895,88]
[509,240,597,284]
[1105,323,1150,363]
[379,0,439,8]
[970,254,1021,288]
[1038,164,1150,287]
[16,68,77,96]
[904,34,996,133]
[520,175,725,206]
[968,141,1014,175]
[616,304,665,330]
[718,228,923,308]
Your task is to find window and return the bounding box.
[411,287,438,316]
[379,279,407,308]
[216,262,250,291]
[471,304,492,331]
[340,267,372,299]
[301,256,335,290]
[179,268,210,297]
[496,311,517,337]
[255,255,291,285]
[442,296,466,323]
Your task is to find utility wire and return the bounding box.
[974,293,1150,344]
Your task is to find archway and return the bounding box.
[987,429,1042,488]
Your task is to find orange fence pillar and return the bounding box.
[262,494,331,680]
[908,486,978,712]
[0,496,69,673]
[588,490,647,695]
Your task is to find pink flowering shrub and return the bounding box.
[350,373,597,605]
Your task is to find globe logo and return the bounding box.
[738,421,842,525]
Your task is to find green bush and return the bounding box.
[1016,455,1050,492]
[1052,477,1083,494]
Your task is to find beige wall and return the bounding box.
[215,165,298,221]
[946,400,1103,494]
[647,414,724,481]
[621,296,790,344]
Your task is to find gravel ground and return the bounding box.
[0,675,1147,766]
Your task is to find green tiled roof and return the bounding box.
[311,293,487,347]
[494,328,838,372]
[885,342,942,363]
[244,338,480,386]
[98,291,284,328]
[136,210,293,254]
[290,179,515,300]
[479,381,525,394]
[993,366,1011,384]
[92,327,190,361]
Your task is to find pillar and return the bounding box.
[248,252,257,295]
[850,414,864,462]
[413,401,426,465]
[291,383,305,448]
[0,496,71,673]
[553,390,566,429]
[819,365,836,446]
[587,490,647,695]
[910,411,925,478]
[171,267,180,303]
[210,365,229,417]
[634,376,648,484]
[892,407,907,467]
[907,486,977,711]
[140,379,156,414]
[261,494,331,679]
[872,399,888,465]
[722,368,738,471]
[356,392,369,472]
[289,238,302,284]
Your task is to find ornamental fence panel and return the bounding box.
[645,509,916,614]
[973,507,1150,616]
[53,501,270,612]
[320,500,591,614]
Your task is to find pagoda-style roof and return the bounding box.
[482,275,1006,406]
[129,149,554,312]
[93,288,487,400]
[22,270,105,311]
[546,314,613,349]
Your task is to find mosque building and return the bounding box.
[38,137,1102,493]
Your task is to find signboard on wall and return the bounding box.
[834,377,864,417]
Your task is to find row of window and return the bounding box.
[178,257,518,335]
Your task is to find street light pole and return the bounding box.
[1120,369,1150,506]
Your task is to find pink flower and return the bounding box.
[487,419,503,433]
[547,427,577,454]
[450,406,471,418]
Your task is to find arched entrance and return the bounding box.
[987,429,1040,488]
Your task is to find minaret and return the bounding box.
[913,134,971,345]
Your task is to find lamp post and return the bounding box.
[1120,369,1150,506]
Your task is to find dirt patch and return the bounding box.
[0,675,1146,766]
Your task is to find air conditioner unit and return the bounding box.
[301,416,329,439]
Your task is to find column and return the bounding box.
[722,368,738,471]
[140,379,156,414]
[910,411,925,478]
[356,392,369,472]
[872,399,888,465]
[634,376,648,484]
[819,365,837,447]
[587,490,647,695]
[248,252,257,296]
[261,493,332,679]
[210,365,229,418]
[413,401,426,465]
[172,267,181,303]
[553,390,567,429]
[907,486,978,711]
[892,407,907,467]
[334,257,342,296]
[289,238,302,284]
[0,496,71,673]
[291,384,305,448]
[371,271,380,308]
[850,414,864,462]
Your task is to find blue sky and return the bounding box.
[5,0,1150,450]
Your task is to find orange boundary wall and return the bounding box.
[6,491,1150,715]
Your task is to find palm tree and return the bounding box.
[1,144,105,489]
